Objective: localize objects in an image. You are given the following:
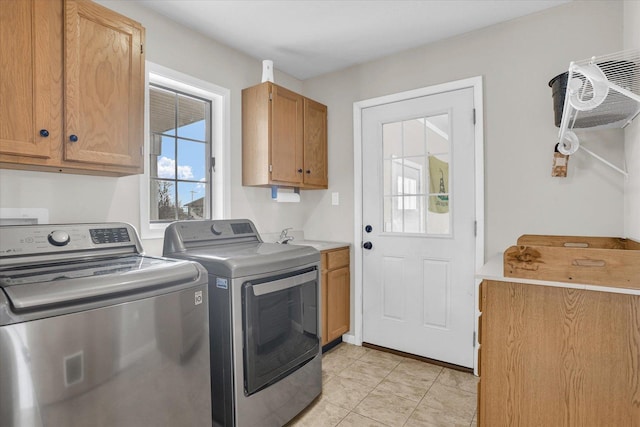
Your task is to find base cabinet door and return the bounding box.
[321,247,350,346]
[326,266,350,342]
[479,279,640,426]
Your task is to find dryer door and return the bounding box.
[242,268,319,395]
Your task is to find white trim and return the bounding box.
[139,62,231,240]
[352,77,485,372]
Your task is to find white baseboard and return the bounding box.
[342,334,358,345]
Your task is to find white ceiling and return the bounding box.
[132,0,570,80]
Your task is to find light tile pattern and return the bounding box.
[287,343,478,427]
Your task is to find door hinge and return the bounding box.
[269,164,273,173]
[473,331,476,346]
[472,108,476,125]
[474,220,477,237]
[211,156,216,172]
[140,44,144,54]
[269,92,273,101]
[140,145,144,156]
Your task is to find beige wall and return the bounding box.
[0,1,630,258]
[302,0,626,256]
[624,0,640,240]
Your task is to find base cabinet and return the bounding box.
[0,0,145,176]
[478,279,640,426]
[321,247,350,346]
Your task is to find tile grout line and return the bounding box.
[321,345,478,427]
[401,369,440,427]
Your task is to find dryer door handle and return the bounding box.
[249,270,317,296]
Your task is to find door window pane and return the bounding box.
[381,113,451,235]
[403,118,426,157]
[382,122,402,159]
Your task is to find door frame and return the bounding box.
[351,76,484,370]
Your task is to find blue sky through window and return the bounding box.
[156,120,208,208]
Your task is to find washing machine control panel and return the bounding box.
[0,223,141,258]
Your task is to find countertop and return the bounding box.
[286,240,350,252]
[260,230,349,252]
[477,254,640,296]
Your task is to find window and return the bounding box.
[140,62,230,238]
[149,85,211,221]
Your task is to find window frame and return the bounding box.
[139,62,230,240]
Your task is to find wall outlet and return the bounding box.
[331,192,339,206]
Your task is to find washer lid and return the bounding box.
[170,242,320,277]
[0,255,204,313]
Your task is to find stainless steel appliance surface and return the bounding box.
[0,223,212,427]
[163,219,322,427]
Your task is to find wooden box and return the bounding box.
[503,234,640,288]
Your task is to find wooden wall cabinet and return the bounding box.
[321,247,350,346]
[242,82,328,189]
[0,0,145,176]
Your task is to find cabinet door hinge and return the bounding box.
[140,145,144,156]
[472,108,476,125]
[141,44,144,54]
[269,92,273,101]
[269,164,272,173]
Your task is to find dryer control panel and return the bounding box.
[163,219,262,253]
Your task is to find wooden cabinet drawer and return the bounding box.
[326,248,349,270]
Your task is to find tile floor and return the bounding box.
[287,343,478,427]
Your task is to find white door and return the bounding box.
[362,87,476,368]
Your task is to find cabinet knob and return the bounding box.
[39,129,49,137]
[306,170,311,174]
[69,134,78,142]
[297,168,303,173]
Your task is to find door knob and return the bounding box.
[363,241,373,250]
[365,225,373,233]
[39,129,49,137]
[69,134,78,142]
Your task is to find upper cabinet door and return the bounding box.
[303,98,328,188]
[64,0,144,169]
[271,84,304,185]
[0,0,60,159]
